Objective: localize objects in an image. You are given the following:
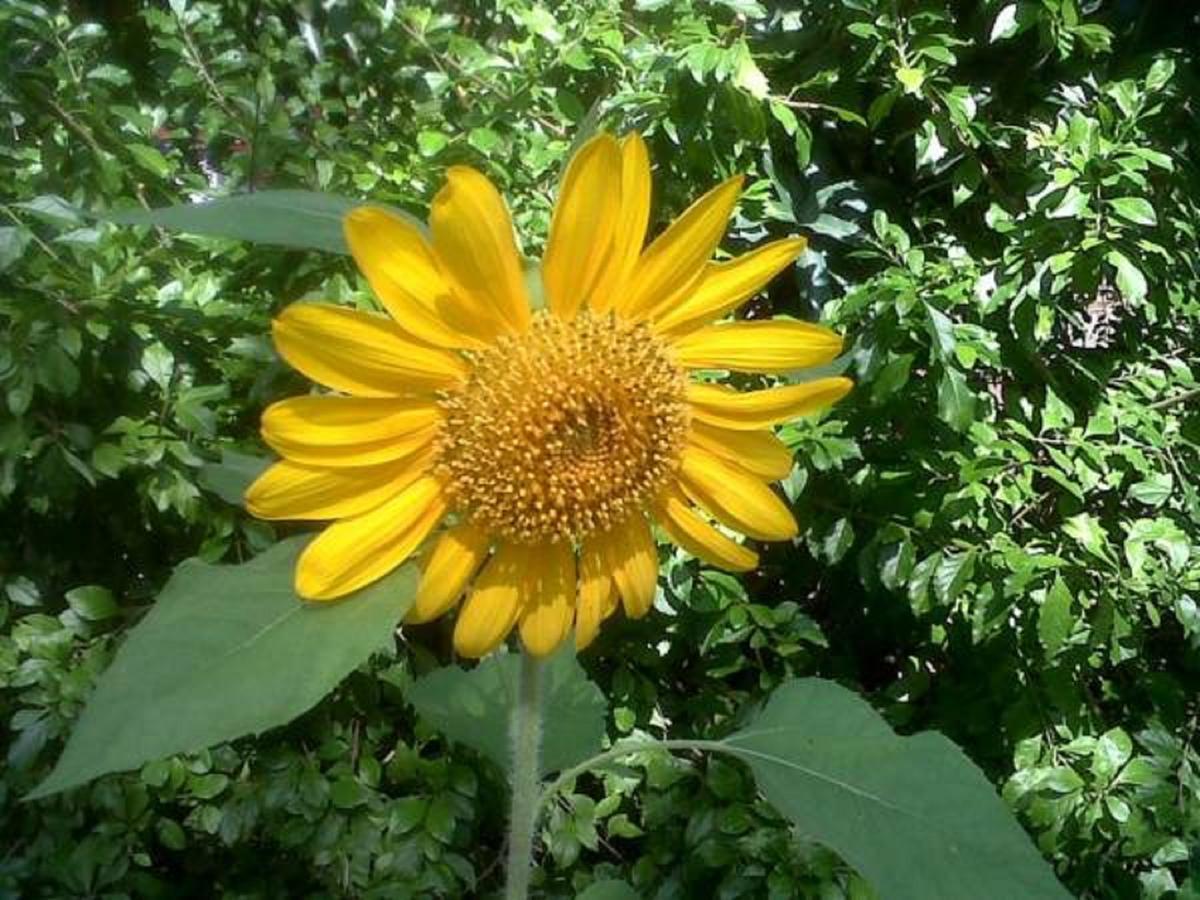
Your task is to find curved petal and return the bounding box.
[594,515,658,619]
[408,521,491,624]
[295,475,447,600]
[431,166,531,334]
[245,452,434,521]
[678,446,797,541]
[686,377,853,430]
[273,304,467,397]
[453,541,527,658]
[654,484,758,572]
[543,134,622,319]
[590,133,652,313]
[654,237,807,335]
[687,421,794,480]
[672,320,843,373]
[262,395,441,467]
[575,544,617,651]
[618,175,743,321]
[343,206,496,349]
[518,540,576,657]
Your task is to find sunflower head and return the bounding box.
[247,132,852,659]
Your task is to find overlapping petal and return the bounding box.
[409,521,491,624]
[543,134,622,318]
[593,515,658,619]
[261,395,440,467]
[453,542,528,658]
[618,175,744,321]
[673,320,843,373]
[273,304,467,397]
[590,134,652,313]
[678,446,797,541]
[343,206,497,348]
[575,545,618,651]
[294,475,447,600]
[431,166,531,334]
[518,540,576,657]
[654,484,758,572]
[654,237,808,335]
[687,377,853,430]
[687,421,793,480]
[246,450,434,522]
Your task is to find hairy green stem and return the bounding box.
[504,653,544,900]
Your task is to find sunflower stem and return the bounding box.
[504,651,544,900]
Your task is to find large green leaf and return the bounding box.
[103,190,420,254]
[408,643,606,779]
[719,679,1070,900]
[30,537,415,798]
[197,449,270,506]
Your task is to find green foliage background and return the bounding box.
[2,0,1199,896]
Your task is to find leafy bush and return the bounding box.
[2,0,1198,896]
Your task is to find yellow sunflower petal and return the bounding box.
[654,484,759,572]
[687,421,794,481]
[453,541,527,658]
[408,521,491,624]
[619,175,744,321]
[295,475,446,600]
[591,133,652,313]
[273,304,467,397]
[596,515,658,619]
[518,541,576,657]
[262,395,441,467]
[672,320,843,373]
[575,543,617,651]
[654,237,808,335]
[687,377,853,430]
[678,446,797,541]
[245,452,434,521]
[543,134,622,319]
[343,206,496,349]
[431,166,531,334]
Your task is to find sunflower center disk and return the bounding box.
[436,310,689,544]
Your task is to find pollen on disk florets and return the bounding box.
[435,310,689,544]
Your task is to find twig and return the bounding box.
[1147,387,1200,412]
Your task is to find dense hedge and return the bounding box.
[2,1,1198,897]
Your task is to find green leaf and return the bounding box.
[934,550,975,605]
[1128,473,1173,507]
[937,368,976,432]
[719,679,1070,899]
[128,144,172,178]
[29,537,416,798]
[578,880,640,900]
[990,4,1021,41]
[1038,576,1074,656]
[65,585,119,621]
[1108,196,1157,227]
[1106,249,1147,304]
[408,643,606,779]
[198,450,271,506]
[895,67,925,95]
[0,226,32,272]
[103,191,420,254]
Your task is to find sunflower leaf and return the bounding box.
[29,537,415,799]
[409,643,606,779]
[718,678,1071,899]
[101,190,422,254]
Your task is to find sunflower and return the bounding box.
[246,133,852,658]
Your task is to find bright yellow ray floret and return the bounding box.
[247,131,853,659]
